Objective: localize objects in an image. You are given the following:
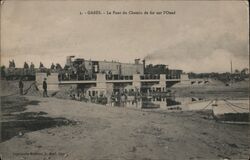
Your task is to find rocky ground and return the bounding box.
[0,95,249,160]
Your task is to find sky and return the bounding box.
[1,1,249,73]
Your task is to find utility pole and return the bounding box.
[230,60,233,85]
[230,60,233,74]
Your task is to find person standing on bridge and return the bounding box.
[19,78,24,95]
[43,78,48,97]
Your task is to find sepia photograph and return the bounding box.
[0,0,249,159]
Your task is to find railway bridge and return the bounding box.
[35,73,191,95]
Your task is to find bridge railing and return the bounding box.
[166,74,181,79]
[58,73,181,82]
[106,75,133,80]
[140,74,160,80]
[58,73,97,81]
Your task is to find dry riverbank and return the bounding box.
[171,79,249,99]
[0,95,249,160]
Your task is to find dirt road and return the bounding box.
[0,96,249,160]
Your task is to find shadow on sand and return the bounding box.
[1,96,76,142]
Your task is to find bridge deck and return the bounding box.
[59,79,180,84]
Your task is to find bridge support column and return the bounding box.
[180,74,190,86]
[159,74,166,91]
[96,74,107,92]
[96,73,106,88]
[132,74,141,91]
[95,73,114,100]
[96,73,114,96]
[177,74,191,86]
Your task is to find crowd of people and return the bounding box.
[66,87,142,107]
[18,77,142,107]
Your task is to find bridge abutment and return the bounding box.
[36,72,59,91]
[180,74,190,85]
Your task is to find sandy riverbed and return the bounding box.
[0,95,249,160]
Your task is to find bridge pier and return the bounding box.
[132,74,141,91]
[180,74,190,86]
[159,74,166,92]
[95,73,114,96]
